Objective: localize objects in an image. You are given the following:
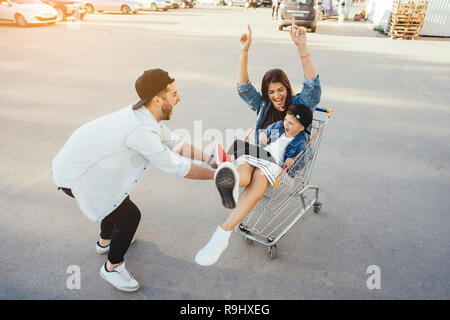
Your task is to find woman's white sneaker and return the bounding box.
[214,162,239,209]
[99,262,140,292]
[195,226,232,266]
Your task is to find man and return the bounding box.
[51,69,217,292]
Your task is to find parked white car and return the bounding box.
[150,0,171,10]
[0,0,58,26]
[134,0,170,11]
[84,0,144,14]
[198,0,220,5]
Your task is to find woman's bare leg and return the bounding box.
[195,167,268,266]
[221,168,269,231]
[236,162,255,188]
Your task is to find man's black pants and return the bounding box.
[59,188,141,264]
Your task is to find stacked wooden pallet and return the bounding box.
[388,0,428,40]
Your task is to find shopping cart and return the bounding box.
[235,107,333,259]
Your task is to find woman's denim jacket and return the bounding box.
[237,75,321,144]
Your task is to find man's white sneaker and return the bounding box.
[96,237,136,254]
[214,162,239,209]
[99,261,140,292]
[96,241,110,254]
[195,226,232,266]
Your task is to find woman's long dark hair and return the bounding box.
[261,69,293,110]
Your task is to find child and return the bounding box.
[195,104,313,266]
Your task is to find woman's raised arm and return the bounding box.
[238,25,252,84]
[289,20,317,81]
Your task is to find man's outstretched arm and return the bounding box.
[178,141,217,169]
[184,163,214,180]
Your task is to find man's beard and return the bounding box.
[161,99,173,120]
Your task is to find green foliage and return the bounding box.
[373,25,386,34]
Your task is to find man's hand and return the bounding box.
[210,158,218,169]
[240,24,252,52]
[283,158,295,170]
[179,142,218,169]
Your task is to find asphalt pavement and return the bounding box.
[1,5,449,299]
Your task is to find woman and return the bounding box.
[195,104,313,267]
[194,23,322,267]
[236,22,321,144]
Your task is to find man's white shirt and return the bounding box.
[51,103,191,222]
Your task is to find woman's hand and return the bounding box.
[289,19,307,49]
[290,18,316,80]
[240,24,252,52]
[283,158,295,170]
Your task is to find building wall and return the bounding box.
[420,0,450,37]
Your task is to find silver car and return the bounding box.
[152,0,171,10]
[135,0,170,11]
[84,0,144,14]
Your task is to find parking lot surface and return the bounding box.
[1,5,449,299]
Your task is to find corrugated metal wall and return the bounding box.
[367,0,450,37]
[420,0,450,37]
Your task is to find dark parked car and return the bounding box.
[278,0,317,32]
[42,0,86,21]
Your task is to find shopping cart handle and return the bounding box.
[273,178,281,188]
[316,107,333,118]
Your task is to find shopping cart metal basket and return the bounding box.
[235,107,333,259]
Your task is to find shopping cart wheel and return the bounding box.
[313,201,322,213]
[242,236,253,244]
[239,223,250,234]
[268,245,277,259]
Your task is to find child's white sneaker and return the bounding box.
[99,261,140,292]
[195,226,232,266]
[214,162,239,209]
[96,237,136,254]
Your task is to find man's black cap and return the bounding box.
[133,69,174,110]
